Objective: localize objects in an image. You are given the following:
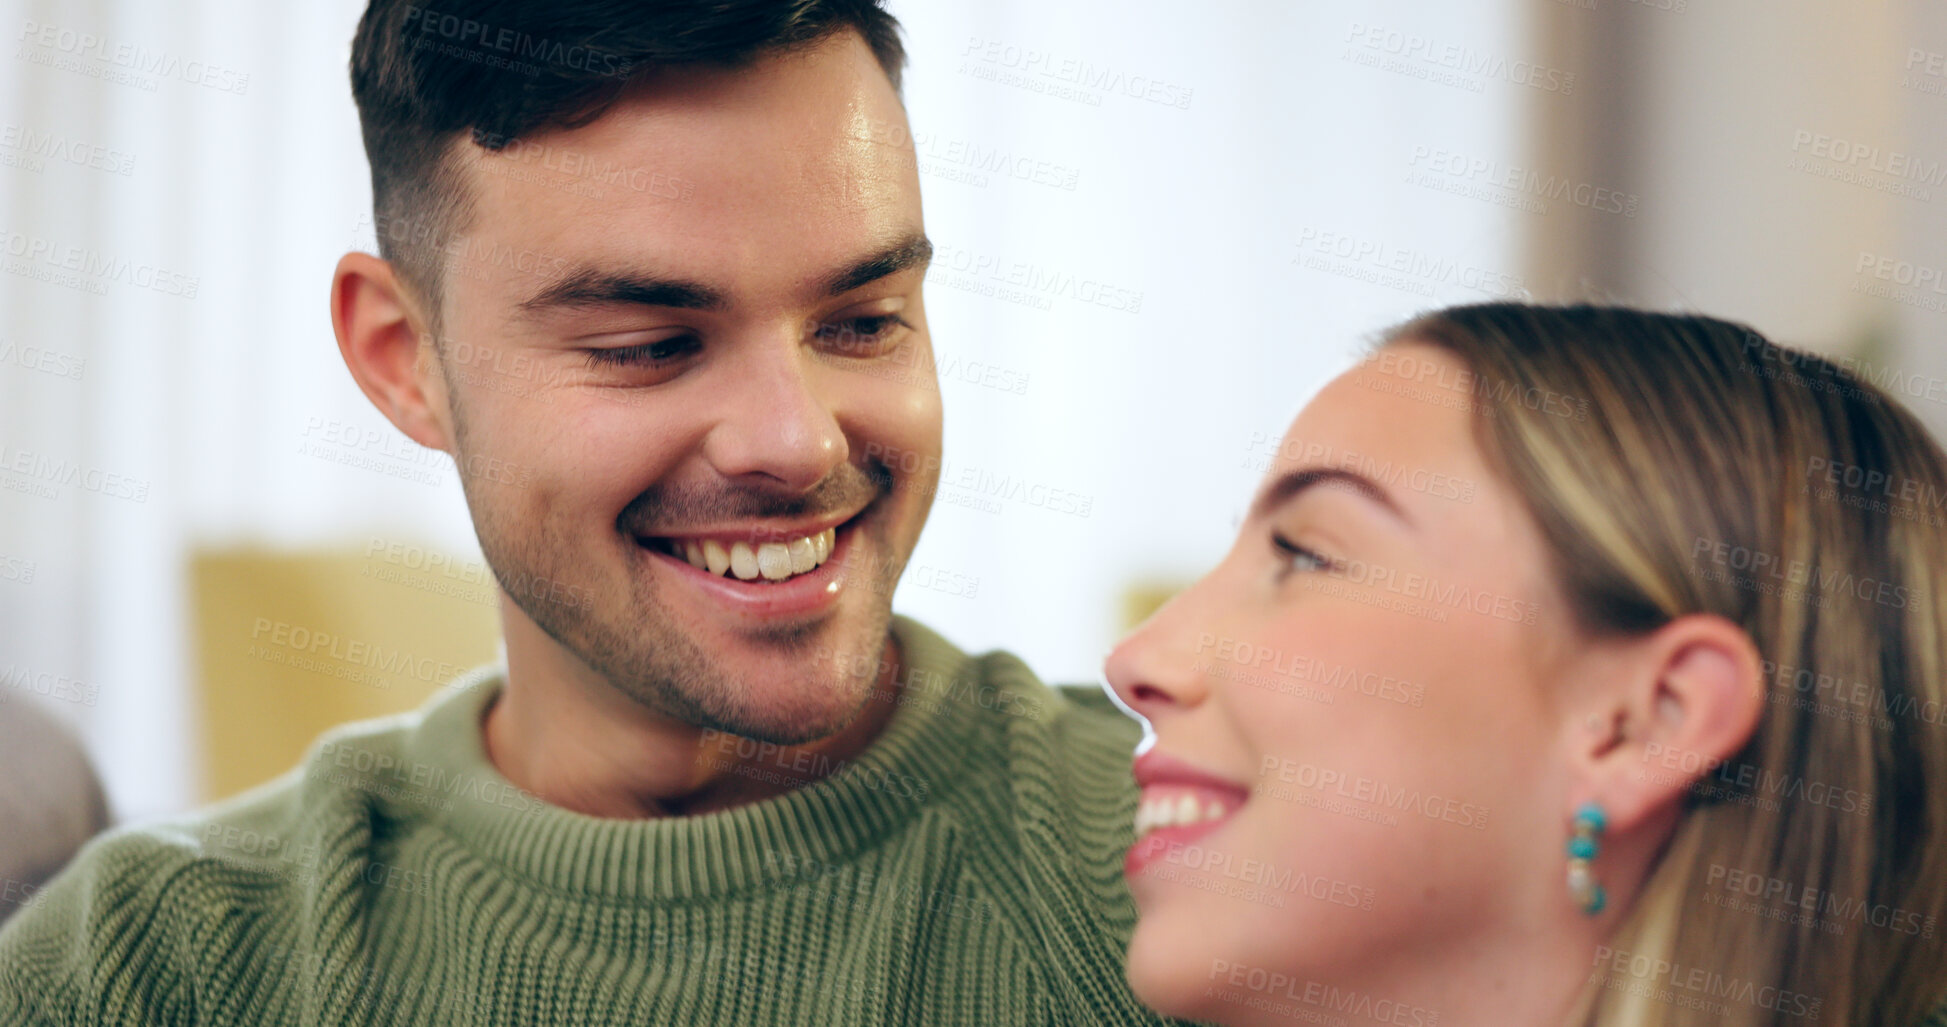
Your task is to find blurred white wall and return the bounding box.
[888,0,1526,699]
[7,0,1937,823]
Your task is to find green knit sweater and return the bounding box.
[0,617,1185,1026]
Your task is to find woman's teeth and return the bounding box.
[1134,791,1236,841]
[673,528,837,583]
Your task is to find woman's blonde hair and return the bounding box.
[1386,304,1947,1026]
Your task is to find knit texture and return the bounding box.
[0,616,1185,1026]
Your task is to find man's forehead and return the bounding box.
[445,34,922,312]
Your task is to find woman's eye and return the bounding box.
[1272,533,1336,575]
[814,314,910,355]
[585,335,700,369]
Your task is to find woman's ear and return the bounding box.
[331,251,454,453]
[1566,614,1765,832]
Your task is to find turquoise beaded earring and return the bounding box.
[1566,801,1606,915]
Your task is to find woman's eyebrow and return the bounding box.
[1249,467,1415,528]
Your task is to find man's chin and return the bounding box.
[669,598,895,742]
[690,672,880,745]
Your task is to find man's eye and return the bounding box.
[585,335,700,369]
[814,314,910,355]
[1272,533,1337,575]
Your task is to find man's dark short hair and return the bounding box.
[349,0,907,330]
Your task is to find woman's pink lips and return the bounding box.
[1125,750,1252,880]
[1124,813,1237,879]
[1132,750,1252,796]
[638,515,860,621]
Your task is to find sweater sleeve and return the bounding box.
[0,828,207,1026]
[965,658,1187,1026]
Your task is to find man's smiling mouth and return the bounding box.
[640,526,839,583]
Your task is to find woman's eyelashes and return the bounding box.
[1271,531,1339,576]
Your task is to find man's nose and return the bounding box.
[701,330,849,492]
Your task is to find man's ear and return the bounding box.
[331,252,453,453]
[1567,613,1765,832]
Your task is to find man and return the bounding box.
[0,2,1176,1024]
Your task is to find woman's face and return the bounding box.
[1106,342,1582,1023]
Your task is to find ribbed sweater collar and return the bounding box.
[394,615,992,904]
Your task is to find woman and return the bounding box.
[1106,303,1947,1026]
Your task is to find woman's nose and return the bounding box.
[1105,585,1214,720]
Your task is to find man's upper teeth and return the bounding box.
[678,528,837,581]
[1134,792,1235,839]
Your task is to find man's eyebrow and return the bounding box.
[819,232,933,296]
[1249,467,1415,528]
[510,232,933,321]
[514,267,726,319]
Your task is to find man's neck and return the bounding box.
[482,630,906,820]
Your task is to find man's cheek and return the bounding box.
[850,363,943,488]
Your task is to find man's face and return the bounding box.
[426,31,940,744]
